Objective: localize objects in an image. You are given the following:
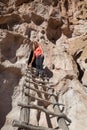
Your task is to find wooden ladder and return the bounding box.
[12,67,71,130]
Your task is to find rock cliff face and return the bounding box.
[0,0,87,130]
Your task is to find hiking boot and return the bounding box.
[39,70,44,78]
[35,70,39,77]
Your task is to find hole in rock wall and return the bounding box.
[73,50,84,82]
[0,21,20,30]
[15,0,34,6]
[73,50,83,61]
[42,0,58,6]
[0,66,21,128]
[64,0,69,11]
[46,16,72,43]
[7,21,21,31]
[51,0,58,7]
[85,58,87,63]
[46,27,62,43]
[28,50,36,68]
[31,13,44,26]
[0,24,8,30]
[48,17,63,30]
[42,0,51,5]
[0,12,21,30]
[76,62,84,82]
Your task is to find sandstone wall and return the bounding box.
[0,0,87,130]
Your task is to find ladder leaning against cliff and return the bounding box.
[12,67,71,130]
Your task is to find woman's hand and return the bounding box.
[28,63,32,67]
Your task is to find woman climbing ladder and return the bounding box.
[29,41,44,77]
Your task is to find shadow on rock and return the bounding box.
[44,66,53,79]
[0,67,21,128]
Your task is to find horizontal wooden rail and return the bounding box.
[25,85,56,97]
[26,66,36,72]
[25,73,53,84]
[25,92,55,106]
[12,120,55,130]
[24,80,54,90]
[25,73,59,88]
[26,67,59,87]
[18,102,63,117]
[18,102,71,123]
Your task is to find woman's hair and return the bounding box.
[33,41,39,49]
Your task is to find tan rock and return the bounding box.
[0,1,87,130]
[82,70,87,86]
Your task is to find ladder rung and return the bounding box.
[18,102,60,117]
[24,80,54,90]
[26,74,53,84]
[12,120,55,130]
[25,92,55,106]
[25,85,56,97]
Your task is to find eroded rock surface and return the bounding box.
[0,0,87,130]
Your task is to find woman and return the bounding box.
[29,41,44,76]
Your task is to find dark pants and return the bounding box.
[36,55,44,76]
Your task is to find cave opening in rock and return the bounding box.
[46,27,62,44]
[85,58,87,63]
[28,50,36,68]
[0,24,8,29]
[31,13,44,26]
[76,62,84,82]
[52,0,58,7]
[64,0,69,11]
[73,50,83,60]
[73,50,84,82]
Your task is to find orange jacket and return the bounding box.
[34,46,43,57]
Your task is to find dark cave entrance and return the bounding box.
[73,50,84,83]
[28,50,36,68]
[76,62,84,82]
